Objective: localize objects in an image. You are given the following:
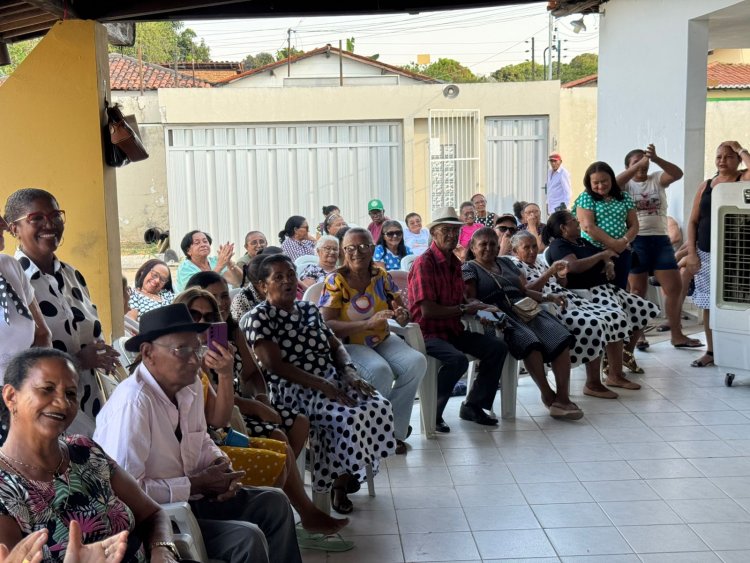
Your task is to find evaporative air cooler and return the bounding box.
[710,181,750,386]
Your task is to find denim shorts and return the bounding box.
[630,235,678,274]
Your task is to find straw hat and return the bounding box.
[426,206,465,229]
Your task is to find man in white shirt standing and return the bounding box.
[94,304,302,563]
[546,152,572,215]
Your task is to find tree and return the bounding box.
[491,52,598,83]
[0,38,41,76]
[275,47,303,61]
[346,37,355,53]
[110,22,210,63]
[491,61,535,82]
[402,58,483,83]
[243,51,275,69]
[559,53,598,82]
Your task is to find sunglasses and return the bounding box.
[189,309,221,323]
[496,226,518,234]
[10,210,66,226]
[384,231,403,238]
[343,243,374,255]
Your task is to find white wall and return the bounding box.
[598,0,745,224]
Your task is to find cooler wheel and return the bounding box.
[725,373,735,387]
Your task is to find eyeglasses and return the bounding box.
[319,246,339,254]
[10,210,66,226]
[146,270,169,284]
[384,231,403,238]
[496,226,518,234]
[343,243,374,255]
[189,309,221,323]
[152,342,207,360]
[247,239,266,247]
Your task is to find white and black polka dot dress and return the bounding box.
[245,300,394,493]
[15,250,105,433]
[587,284,660,335]
[511,257,633,366]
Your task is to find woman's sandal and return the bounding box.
[549,402,584,421]
[331,486,354,514]
[296,526,355,552]
[690,352,715,368]
[623,350,645,374]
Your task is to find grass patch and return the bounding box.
[120,241,159,256]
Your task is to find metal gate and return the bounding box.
[485,116,549,215]
[165,122,403,250]
[428,109,480,211]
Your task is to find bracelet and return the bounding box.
[151,541,180,559]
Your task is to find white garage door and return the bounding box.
[485,116,549,216]
[166,122,403,252]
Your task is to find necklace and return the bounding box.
[0,441,66,476]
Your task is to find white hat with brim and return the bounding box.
[426,206,465,230]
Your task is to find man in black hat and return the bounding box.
[94,304,302,563]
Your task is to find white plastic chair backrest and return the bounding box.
[400,253,418,272]
[542,247,552,267]
[113,336,137,367]
[123,315,139,336]
[95,368,122,403]
[302,281,325,304]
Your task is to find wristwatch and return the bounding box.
[151,541,181,560]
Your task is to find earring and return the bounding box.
[11,407,17,417]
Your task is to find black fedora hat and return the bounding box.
[125,303,210,352]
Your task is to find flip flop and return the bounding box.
[549,403,584,421]
[331,487,354,514]
[673,339,704,349]
[296,529,355,552]
[636,339,650,351]
[656,324,670,332]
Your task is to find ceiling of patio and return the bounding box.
[706,0,750,49]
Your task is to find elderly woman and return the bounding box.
[494,213,519,256]
[519,203,548,252]
[4,188,119,436]
[373,220,413,271]
[0,348,176,562]
[463,228,582,420]
[300,236,340,288]
[279,216,315,261]
[683,141,750,367]
[574,162,639,289]
[471,193,496,227]
[175,230,241,292]
[173,287,347,537]
[510,230,634,398]
[320,228,425,454]
[244,254,395,514]
[322,214,347,238]
[0,214,50,388]
[545,211,660,379]
[126,259,174,321]
[316,205,340,237]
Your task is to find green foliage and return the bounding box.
[346,37,355,53]
[243,51,275,69]
[0,38,41,76]
[402,58,484,83]
[491,52,598,83]
[276,47,303,61]
[110,22,210,63]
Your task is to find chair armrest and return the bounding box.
[161,502,209,562]
[388,320,426,354]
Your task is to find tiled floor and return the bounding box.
[301,332,750,562]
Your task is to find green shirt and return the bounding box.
[573,191,635,248]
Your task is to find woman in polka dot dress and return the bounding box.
[510,230,634,399]
[245,254,395,514]
[573,161,639,290]
[373,220,412,271]
[546,211,661,388]
[5,188,120,437]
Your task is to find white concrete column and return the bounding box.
[597,0,741,224]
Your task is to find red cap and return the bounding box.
[549,153,562,161]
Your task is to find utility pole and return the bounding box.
[287,28,291,77]
[547,11,553,80]
[557,38,562,79]
[530,37,535,80]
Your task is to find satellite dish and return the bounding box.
[571,17,587,34]
[443,85,460,99]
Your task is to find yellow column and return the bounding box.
[0,20,123,339]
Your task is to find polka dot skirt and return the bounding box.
[244,301,394,493]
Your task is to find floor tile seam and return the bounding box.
[540,524,634,557]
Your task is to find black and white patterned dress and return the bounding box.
[128,289,174,320]
[15,250,104,436]
[510,257,631,366]
[244,300,394,493]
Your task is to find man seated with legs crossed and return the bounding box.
[94,304,302,563]
[408,206,509,433]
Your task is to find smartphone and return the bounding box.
[207,322,228,353]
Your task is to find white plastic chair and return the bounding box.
[112,336,136,367]
[294,254,319,276]
[162,502,224,562]
[399,253,418,272]
[302,281,325,303]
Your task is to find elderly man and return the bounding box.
[408,207,508,433]
[94,304,302,563]
[366,198,390,242]
[493,213,519,256]
[546,152,572,215]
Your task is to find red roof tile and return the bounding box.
[214,44,439,85]
[707,62,750,89]
[109,54,212,91]
[561,74,598,88]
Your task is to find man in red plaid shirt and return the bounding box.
[408,207,508,433]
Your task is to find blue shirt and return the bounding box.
[373,245,413,271]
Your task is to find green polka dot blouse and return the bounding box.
[573,191,635,248]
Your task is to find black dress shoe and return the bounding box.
[435,419,451,433]
[459,403,499,426]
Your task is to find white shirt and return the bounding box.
[0,254,35,383]
[403,228,430,256]
[94,362,224,504]
[547,166,572,215]
[626,171,668,236]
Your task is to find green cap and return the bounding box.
[367,198,384,212]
